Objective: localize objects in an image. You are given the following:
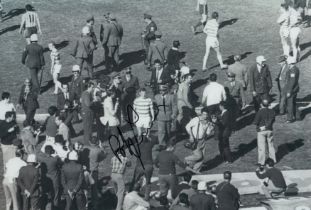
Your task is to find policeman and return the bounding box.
[142,13,157,64]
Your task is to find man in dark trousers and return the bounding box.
[81,81,95,145]
[121,67,139,123]
[102,14,123,71]
[249,56,272,112]
[215,171,240,210]
[142,13,157,64]
[275,55,289,115]
[61,150,85,210]
[57,83,73,110]
[69,65,85,101]
[284,56,300,123]
[189,181,216,210]
[147,31,169,67]
[167,40,181,76]
[213,101,233,163]
[100,13,111,64]
[37,145,62,209]
[21,33,45,93]
[18,154,42,210]
[154,84,177,146]
[18,79,39,126]
[150,60,174,94]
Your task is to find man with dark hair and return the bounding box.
[171,180,198,207]
[215,171,240,210]
[37,145,62,209]
[256,158,287,198]
[55,114,70,146]
[19,4,42,44]
[102,14,123,71]
[249,56,272,112]
[57,83,73,110]
[172,193,190,210]
[21,33,45,93]
[150,60,174,94]
[212,101,233,163]
[81,81,95,145]
[148,31,168,66]
[0,111,19,166]
[167,40,181,75]
[253,98,276,166]
[202,73,226,115]
[190,181,216,210]
[123,182,150,210]
[0,91,16,121]
[202,11,227,71]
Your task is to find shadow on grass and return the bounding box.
[219,18,238,29]
[276,139,304,162]
[209,51,252,70]
[119,49,145,69]
[201,138,257,172]
[2,8,25,22]
[0,24,20,36]
[43,40,70,53]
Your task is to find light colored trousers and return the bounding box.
[257,130,276,165]
[111,173,125,210]
[3,178,19,210]
[1,144,16,167]
[202,37,225,69]
[289,27,301,61]
[279,27,290,57]
[262,181,285,198]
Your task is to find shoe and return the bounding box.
[221,64,228,70]
[202,68,208,72]
[191,26,196,34]
[286,119,295,123]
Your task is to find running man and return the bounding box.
[19,4,42,44]
[202,12,227,71]
[191,0,208,34]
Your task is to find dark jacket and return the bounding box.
[215,182,240,210]
[69,75,84,100]
[61,161,84,193]
[121,75,139,101]
[256,167,287,189]
[57,92,73,110]
[249,64,272,94]
[150,67,174,87]
[154,93,177,122]
[18,85,39,111]
[145,21,157,42]
[0,120,18,145]
[253,107,275,131]
[167,48,180,72]
[155,150,187,175]
[72,35,96,59]
[102,20,123,47]
[148,39,169,64]
[217,110,233,138]
[284,65,299,95]
[189,193,216,210]
[22,42,45,69]
[37,152,62,183]
[18,164,41,197]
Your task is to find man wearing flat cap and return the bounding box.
[147,30,168,67]
[276,55,289,115]
[249,56,272,112]
[154,84,177,146]
[102,14,123,71]
[283,56,300,123]
[142,13,157,64]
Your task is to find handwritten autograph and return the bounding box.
[109,99,168,170]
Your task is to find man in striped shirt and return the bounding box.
[133,88,155,137]
[202,12,227,71]
[19,4,42,44]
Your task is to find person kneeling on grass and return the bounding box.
[256,158,287,198]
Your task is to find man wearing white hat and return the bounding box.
[18,154,42,210]
[69,65,84,101]
[283,56,300,123]
[72,26,96,78]
[61,150,85,210]
[249,56,272,111]
[22,33,45,93]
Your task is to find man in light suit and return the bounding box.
[21,34,45,93]
[72,26,96,78]
[154,85,178,146]
[102,14,123,71]
[147,31,168,66]
[150,59,174,94]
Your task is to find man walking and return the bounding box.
[154,85,177,146]
[191,0,208,34]
[102,14,123,71]
[147,31,169,67]
[284,56,300,122]
[276,55,288,115]
[253,99,276,166]
[22,34,45,93]
[142,13,157,64]
[249,56,272,112]
[277,3,290,57]
[202,12,227,71]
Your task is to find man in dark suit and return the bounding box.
[147,31,168,66]
[154,85,177,146]
[121,67,139,122]
[18,79,39,126]
[213,101,233,163]
[276,55,289,115]
[189,181,216,210]
[21,34,45,93]
[69,65,85,101]
[150,59,174,94]
[215,171,240,210]
[72,26,96,78]
[61,150,85,210]
[284,56,300,123]
[249,56,272,111]
[18,154,42,210]
[167,40,181,76]
[100,13,111,65]
[142,13,157,64]
[57,83,73,110]
[102,14,123,71]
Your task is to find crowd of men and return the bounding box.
[0,0,307,209]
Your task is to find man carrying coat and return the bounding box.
[22,34,45,93]
[102,14,123,71]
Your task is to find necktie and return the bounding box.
[156,70,159,82]
[162,95,166,114]
[196,121,201,140]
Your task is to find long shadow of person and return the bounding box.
[0,24,20,36]
[276,139,304,162]
[2,8,25,22]
[219,18,238,29]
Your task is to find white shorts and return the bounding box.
[206,37,219,48]
[135,117,151,129]
[280,27,289,38]
[201,14,208,23]
[290,27,301,40]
